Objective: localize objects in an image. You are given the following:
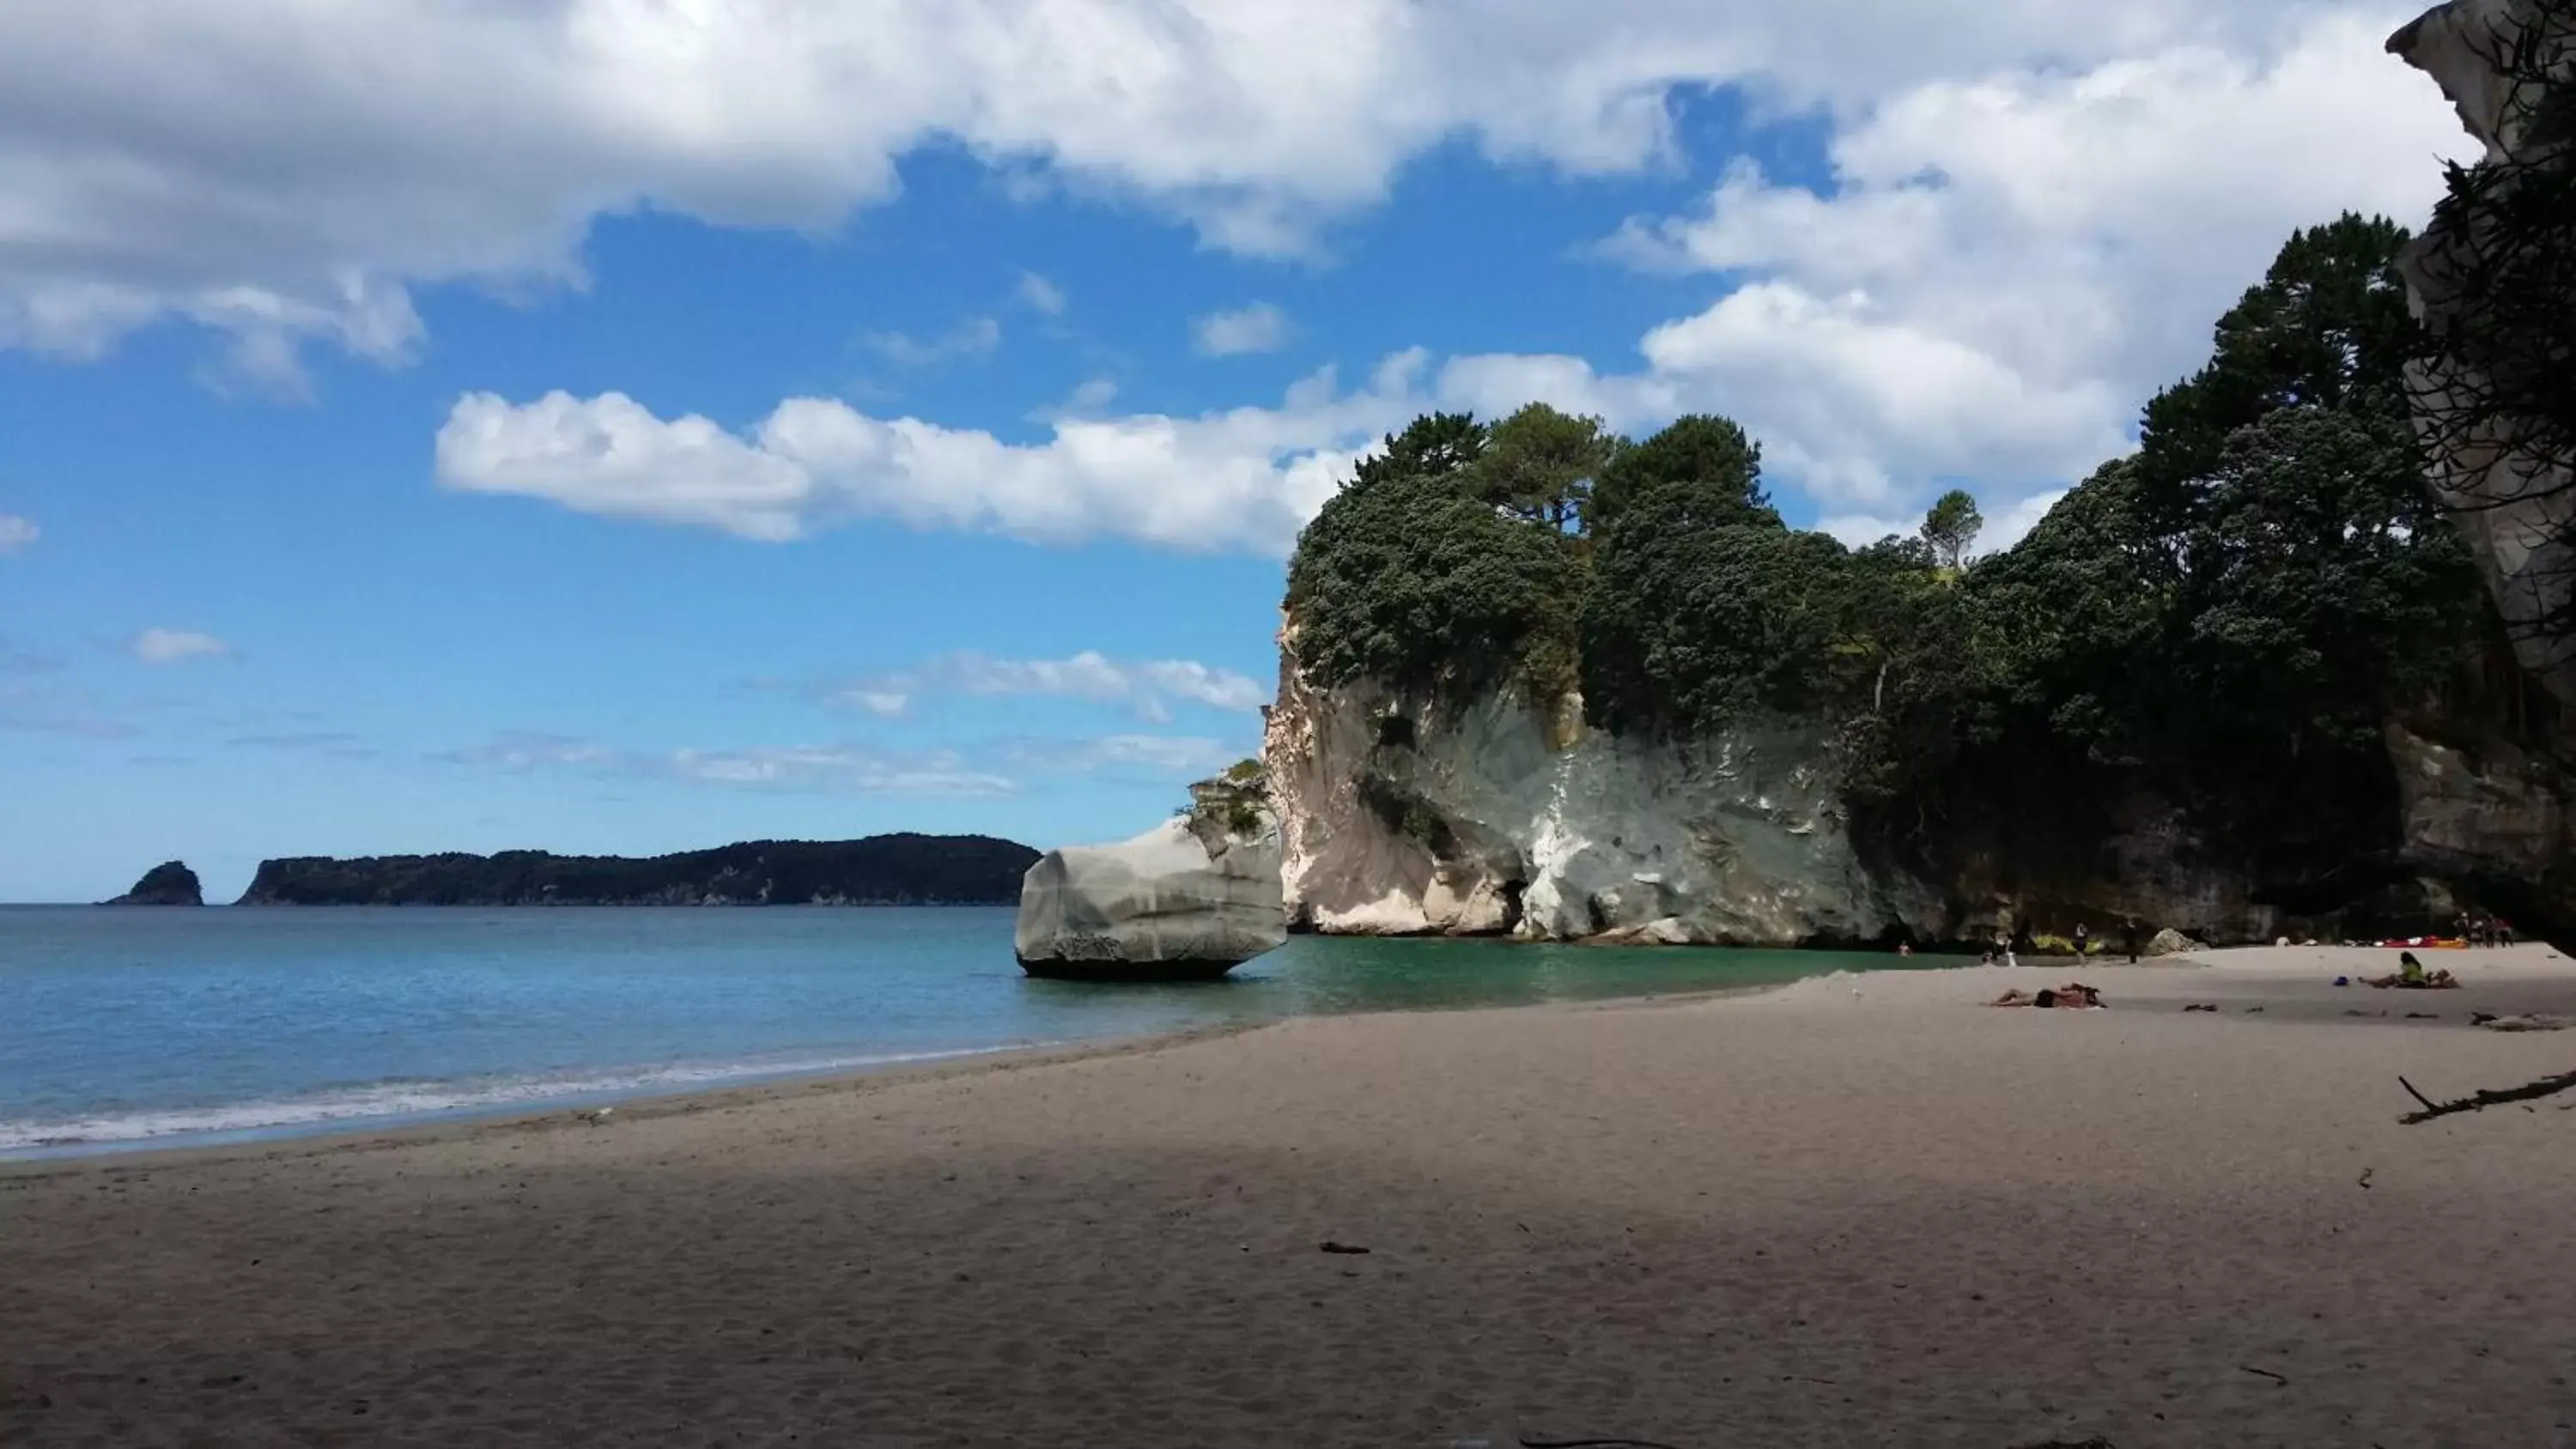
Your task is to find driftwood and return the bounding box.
[2398,1066,2576,1124]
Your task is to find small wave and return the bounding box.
[0,1043,1040,1153]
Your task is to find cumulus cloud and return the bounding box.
[130,629,232,665]
[0,515,36,553]
[1589,7,2471,523]
[431,9,2474,556]
[0,0,2345,375]
[815,651,1268,720]
[435,353,1431,553]
[1192,302,1293,357]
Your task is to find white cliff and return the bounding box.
[1263,633,1943,946]
[2390,0,2576,706]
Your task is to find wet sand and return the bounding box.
[7,945,2575,1447]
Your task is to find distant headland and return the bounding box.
[101,861,207,906]
[211,835,1036,906]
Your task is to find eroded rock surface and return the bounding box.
[1014,777,1286,979]
[1263,634,1941,947]
[2391,0,2576,706]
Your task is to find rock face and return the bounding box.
[2391,0,2576,707]
[2387,719,2576,925]
[1263,634,1942,946]
[103,860,204,906]
[1264,628,2576,948]
[1014,774,1287,979]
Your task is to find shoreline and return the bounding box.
[3,942,1940,1167]
[14,942,2566,1176]
[0,1022,1271,1175]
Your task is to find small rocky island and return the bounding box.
[1015,765,1286,980]
[102,860,205,906]
[234,834,1036,906]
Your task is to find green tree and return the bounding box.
[1349,412,1487,494]
[1288,413,1583,700]
[2134,213,2418,518]
[1473,403,1613,531]
[1919,489,1984,569]
[1580,523,1850,737]
[1589,414,1776,534]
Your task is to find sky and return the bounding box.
[0,0,2476,902]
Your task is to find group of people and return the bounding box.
[1962,919,2146,966]
[2458,913,2518,948]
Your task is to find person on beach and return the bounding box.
[2073,923,2091,958]
[2121,919,2142,963]
[2498,917,2517,947]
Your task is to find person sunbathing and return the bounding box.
[2364,951,2459,989]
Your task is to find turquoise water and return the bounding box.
[0,906,1925,1155]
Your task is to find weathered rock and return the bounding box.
[1014,775,1285,980]
[1263,629,1944,947]
[102,860,204,906]
[1585,918,1697,948]
[2390,0,2576,707]
[2144,928,2209,957]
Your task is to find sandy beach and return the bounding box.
[8,946,2576,1448]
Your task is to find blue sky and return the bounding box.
[0,1,2469,900]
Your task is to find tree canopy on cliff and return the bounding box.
[1285,210,2498,903]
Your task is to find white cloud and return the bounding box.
[1001,733,1241,778]
[864,316,1001,368]
[1023,376,1121,425]
[1981,488,2070,555]
[1017,271,1068,315]
[381,7,2473,550]
[665,745,1016,796]
[1588,7,2473,524]
[0,515,35,554]
[433,724,1224,793]
[435,729,1013,795]
[1192,302,1293,357]
[0,0,2447,388]
[436,353,1430,554]
[819,651,1268,719]
[130,629,231,664]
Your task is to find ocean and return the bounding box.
[1,906,1920,1156]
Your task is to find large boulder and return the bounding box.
[1014,774,1285,980]
[103,860,204,906]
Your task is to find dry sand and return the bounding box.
[8,946,2576,1448]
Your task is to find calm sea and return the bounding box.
[1,906,1921,1157]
